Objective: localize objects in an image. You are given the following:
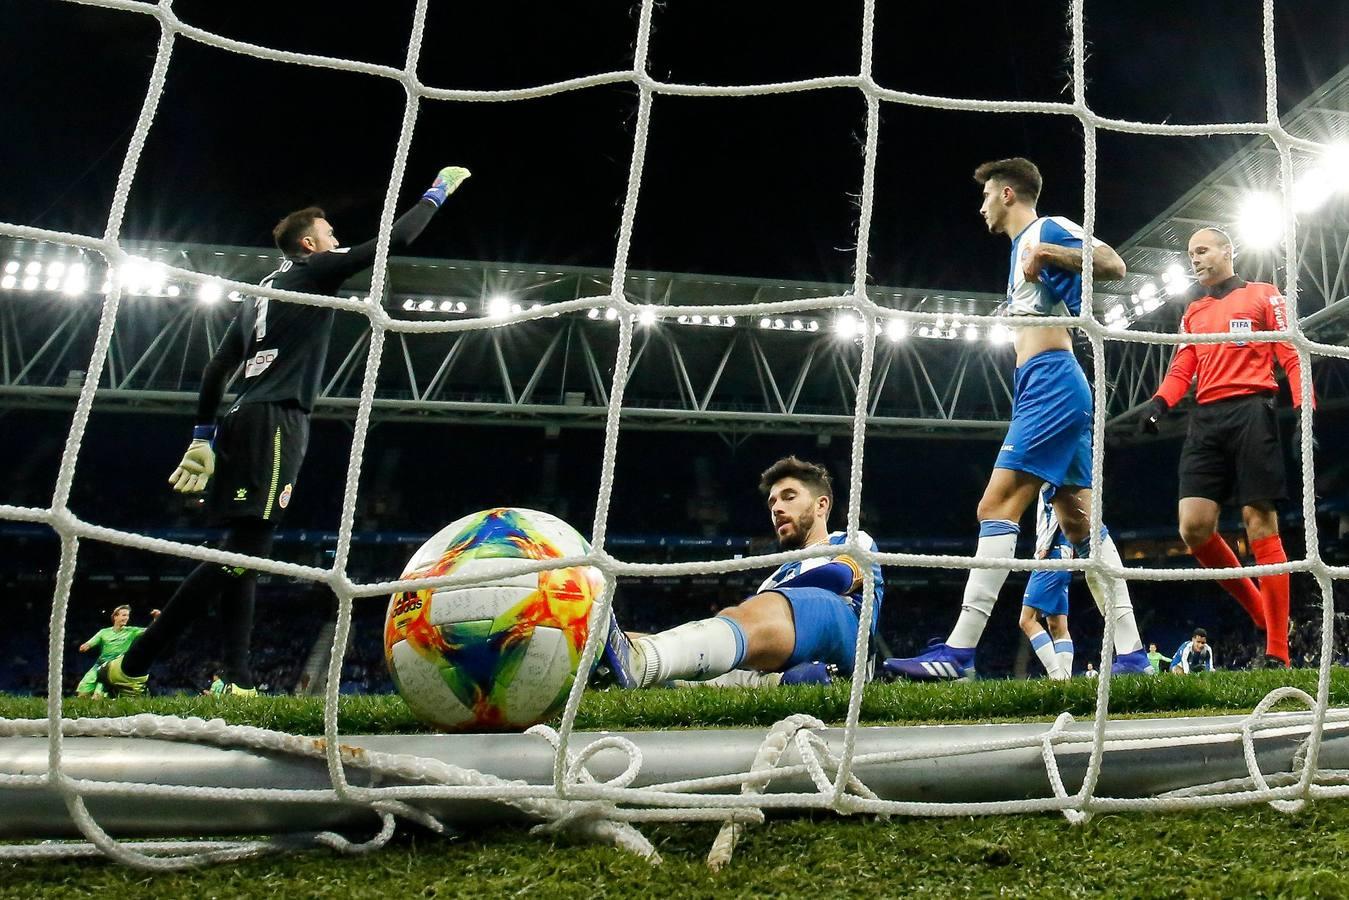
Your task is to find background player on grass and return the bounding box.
[75,605,158,698]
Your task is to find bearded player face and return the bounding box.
[767,476,826,550]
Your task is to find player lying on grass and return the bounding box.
[886,156,1151,682]
[1019,485,1074,679]
[1171,628,1216,673]
[75,605,158,698]
[596,456,882,689]
[98,166,471,698]
[1138,227,1308,668]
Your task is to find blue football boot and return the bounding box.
[779,661,839,686]
[882,641,976,681]
[1110,648,1157,676]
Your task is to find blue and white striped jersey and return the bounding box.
[1006,215,1087,317]
[757,530,884,618]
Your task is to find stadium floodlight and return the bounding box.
[24,261,40,276]
[22,275,38,291]
[1293,143,1349,213]
[166,285,181,297]
[418,299,434,312]
[227,290,241,301]
[3,261,17,275]
[487,295,511,319]
[44,276,61,291]
[1236,191,1283,249]
[637,308,656,326]
[1143,297,1163,313]
[401,298,416,311]
[690,314,703,325]
[603,307,617,321]
[759,317,771,329]
[439,300,454,312]
[708,315,721,326]
[806,320,818,332]
[884,318,907,342]
[790,318,803,331]
[1138,282,1158,301]
[964,325,978,342]
[0,274,15,290]
[456,301,467,313]
[989,323,1012,344]
[1164,264,1186,284]
[587,308,600,319]
[773,318,785,330]
[47,261,65,278]
[724,316,735,326]
[833,313,858,339]
[918,325,931,338]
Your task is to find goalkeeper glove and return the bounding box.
[1138,397,1169,435]
[421,166,471,208]
[168,425,216,494]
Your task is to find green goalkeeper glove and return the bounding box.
[169,426,216,493]
[422,166,472,208]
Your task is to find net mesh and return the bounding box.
[1,0,1346,871]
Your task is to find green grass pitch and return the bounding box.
[2,670,1348,898]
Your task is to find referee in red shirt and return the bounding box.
[1139,227,1308,667]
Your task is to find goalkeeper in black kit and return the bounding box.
[99,166,471,697]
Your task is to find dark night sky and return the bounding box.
[3,1,1348,296]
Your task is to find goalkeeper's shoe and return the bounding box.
[1110,649,1156,676]
[881,641,975,682]
[96,657,148,697]
[779,661,838,686]
[590,613,647,689]
[224,683,259,697]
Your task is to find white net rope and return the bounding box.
[0,0,1345,871]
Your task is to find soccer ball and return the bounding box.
[384,507,603,732]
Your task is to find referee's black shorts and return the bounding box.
[1178,392,1285,507]
[207,400,310,523]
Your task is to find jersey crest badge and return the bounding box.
[279,483,293,509]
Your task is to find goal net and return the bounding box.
[1,0,1346,872]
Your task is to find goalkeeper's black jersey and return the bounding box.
[214,200,437,413]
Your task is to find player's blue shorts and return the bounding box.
[770,586,863,675]
[1022,568,1070,617]
[995,349,1093,489]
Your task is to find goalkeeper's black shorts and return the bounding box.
[1178,392,1285,507]
[207,400,310,523]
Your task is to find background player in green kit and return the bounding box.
[75,605,159,697]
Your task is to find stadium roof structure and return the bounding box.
[3,64,1349,441]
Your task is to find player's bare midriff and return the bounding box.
[1013,322,1074,367]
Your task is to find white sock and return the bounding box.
[1029,630,1063,679]
[1054,638,1074,678]
[672,669,780,689]
[948,520,1019,649]
[1080,532,1144,655]
[634,616,746,688]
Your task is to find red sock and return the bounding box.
[1252,534,1290,664]
[1191,533,1266,629]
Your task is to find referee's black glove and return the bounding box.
[1291,407,1318,464]
[1138,397,1169,435]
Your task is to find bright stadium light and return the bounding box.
[1139,282,1158,301]
[22,275,38,291]
[3,261,17,275]
[791,318,803,330]
[47,261,65,278]
[1293,143,1349,213]
[964,325,979,342]
[487,295,511,318]
[418,299,434,312]
[834,313,858,339]
[918,325,931,338]
[1,275,15,290]
[690,314,703,325]
[989,323,1012,344]
[439,300,454,312]
[759,317,771,329]
[708,315,721,326]
[24,261,40,276]
[402,298,416,311]
[1236,191,1284,249]
[884,319,907,342]
[638,308,656,326]
[587,308,600,319]
[166,285,181,297]
[456,301,467,313]
[44,276,60,291]
[806,320,818,332]
[724,316,735,326]
[773,318,785,330]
